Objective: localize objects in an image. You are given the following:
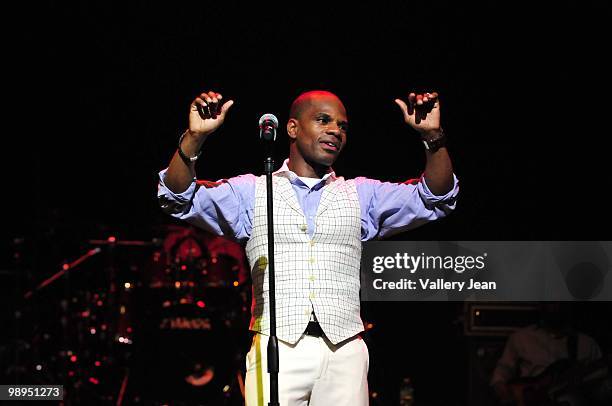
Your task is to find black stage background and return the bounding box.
[3,1,611,405]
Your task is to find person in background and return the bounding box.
[491,302,608,406]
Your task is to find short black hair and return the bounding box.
[289,90,340,119]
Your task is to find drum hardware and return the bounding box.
[23,247,102,300]
[9,228,249,404]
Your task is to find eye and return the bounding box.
[316,117,330,124]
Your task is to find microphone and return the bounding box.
[259,113,278,142]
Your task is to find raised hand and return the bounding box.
[394,92,441,135]
[189,90,234,139]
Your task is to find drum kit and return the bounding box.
[9,225,251,405]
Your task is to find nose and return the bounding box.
[326,129,342,144]
[325,123,342,138]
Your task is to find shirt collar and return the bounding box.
[273,158,337,188]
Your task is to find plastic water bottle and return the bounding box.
[399,376,414,406]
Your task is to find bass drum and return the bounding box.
[134,287,249,405]
[135,225,250,404]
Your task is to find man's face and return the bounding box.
[288,94,348,168]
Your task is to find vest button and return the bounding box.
[309,257,315,264]
[299,224,307,232]
[309,292,316,299]
[309,275,316,281]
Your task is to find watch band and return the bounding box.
[178,130,202,163]
[421,129,447,152]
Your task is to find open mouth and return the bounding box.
[319,141,339,152]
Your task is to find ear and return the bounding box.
[287,118,298,140]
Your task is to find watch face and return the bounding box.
[422,136,446,152]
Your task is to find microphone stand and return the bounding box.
[263,139,280,406]
[259,113,280,405]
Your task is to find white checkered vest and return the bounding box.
[245,173,363,345]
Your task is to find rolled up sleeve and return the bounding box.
[418,174,459,213]
[356,174,459,240]
[157,170,198,216]
[157,168,255,242]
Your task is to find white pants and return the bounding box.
[244,333,369,406]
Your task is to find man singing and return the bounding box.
[158,89,459,405]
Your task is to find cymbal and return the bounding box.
[88,237,162,247]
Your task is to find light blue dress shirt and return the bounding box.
[158,159,459,242]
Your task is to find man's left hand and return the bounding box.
[395,92,441,136]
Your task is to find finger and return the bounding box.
[425,92,439,104]
[415,106,423,125]
[197,104,210,120]
[200,92,213,102]
[416,94,424,105]
[423,92,436,103]
[215,93,223,115]
[207,91,219,118]
[431,92,440,109]
[207,91,218,105]
[200,92,214,116]
[219,99,234,117]
[407,93,416,115]
[408,93,416,107]
[394,99,410,122]
[195,98,211,119]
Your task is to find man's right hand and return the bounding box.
[162,90,234,194]
[188,90,234,140]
